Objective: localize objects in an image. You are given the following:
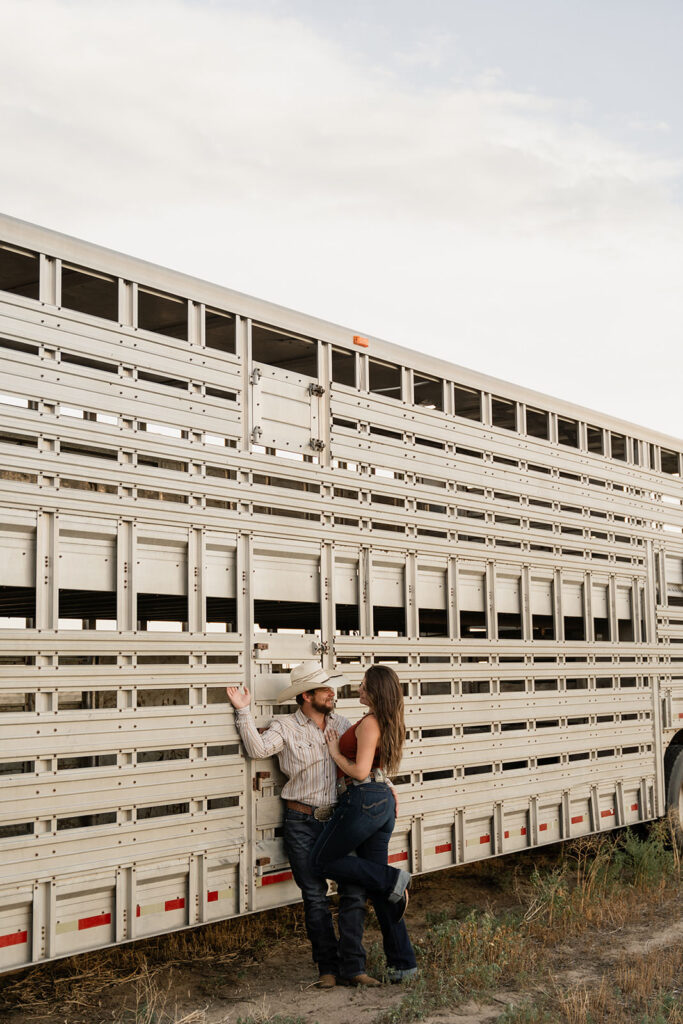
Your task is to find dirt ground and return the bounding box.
[186,869,520,1024]
[2,848,682,1024]
[185,877,683,1024]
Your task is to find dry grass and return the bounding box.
[0,903,307,1023]
[234,1006,307,1024]
[514,945,683,1024]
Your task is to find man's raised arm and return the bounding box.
[226,686,286,759]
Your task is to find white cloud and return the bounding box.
[1,0,682,437]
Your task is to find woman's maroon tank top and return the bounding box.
[337,717,381,778]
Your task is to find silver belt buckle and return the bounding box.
[314,805,332,822]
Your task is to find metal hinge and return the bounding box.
[308,383,325,397]
[310,438,325,452]
[314,641,329,655]
[251,426,263,443]
[251,367,262,385]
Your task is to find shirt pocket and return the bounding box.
[289,737,327,772]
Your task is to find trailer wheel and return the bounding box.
[665,744,683,850]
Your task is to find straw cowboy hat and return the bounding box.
[276,661,346,704]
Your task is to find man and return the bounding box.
[226,661,416,988]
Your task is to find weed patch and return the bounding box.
[374,909,533,1024]
[519,817,681,946]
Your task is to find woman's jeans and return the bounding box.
[310,782,416,971]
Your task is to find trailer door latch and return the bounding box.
[253,770,271,792]
[310,438,325,451]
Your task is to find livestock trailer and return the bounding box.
[0,214,682,970]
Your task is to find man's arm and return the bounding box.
[226,686,285,759]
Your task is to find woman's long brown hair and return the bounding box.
[363,665,404,776]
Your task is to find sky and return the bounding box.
[1,0,682,440]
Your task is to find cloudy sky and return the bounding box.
[1,0,682,439]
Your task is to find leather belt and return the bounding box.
[285,800,333,821]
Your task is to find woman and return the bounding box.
[310,665,413,925]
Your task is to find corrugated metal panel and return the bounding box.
[334,559,358,605]
[0,524,34,588]
[417,566,446,610]
[137,538,187,595]
[60,528,116,591]
[372,561,404,607]
[205,545,236,598]
[562,581,583,616]
[592,584,609,618]
[254,552,319,602]
[530,578,553,615]
[458,572,485,611]
[496,575,520,614]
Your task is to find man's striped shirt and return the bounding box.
[234,706,351,806]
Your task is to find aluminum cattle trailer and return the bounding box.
[0,214,682,971]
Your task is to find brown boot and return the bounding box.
[317,973,337,989]
[350,973,381,987]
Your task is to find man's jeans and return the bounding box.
[309,783,416,971]
[283,808,367,978]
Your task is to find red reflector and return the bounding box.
[480,834,490,844]
[165,898,185,912]
[630,803,639,812]
[207,890,218,903]
[679,713,683,719]
[571,815,584,824]
[262,870,293,886]
[388,851,408,863]
[0,930,27,949]
[353,335,369,348]
[600,809,614,818]
[504,830,509,839]
[78,913,111,931]
[435,843,452,854]
[136,905,141,917]
[539,823,548,832]
[521,827,527,835]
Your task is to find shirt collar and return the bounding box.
[294,707,311,727]
[294,707,338,728]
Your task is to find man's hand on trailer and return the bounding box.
[226,685,251,709]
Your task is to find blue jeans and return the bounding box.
[310,783,416,971]
[283,808,367,978]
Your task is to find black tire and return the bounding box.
[665,744,683,851]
